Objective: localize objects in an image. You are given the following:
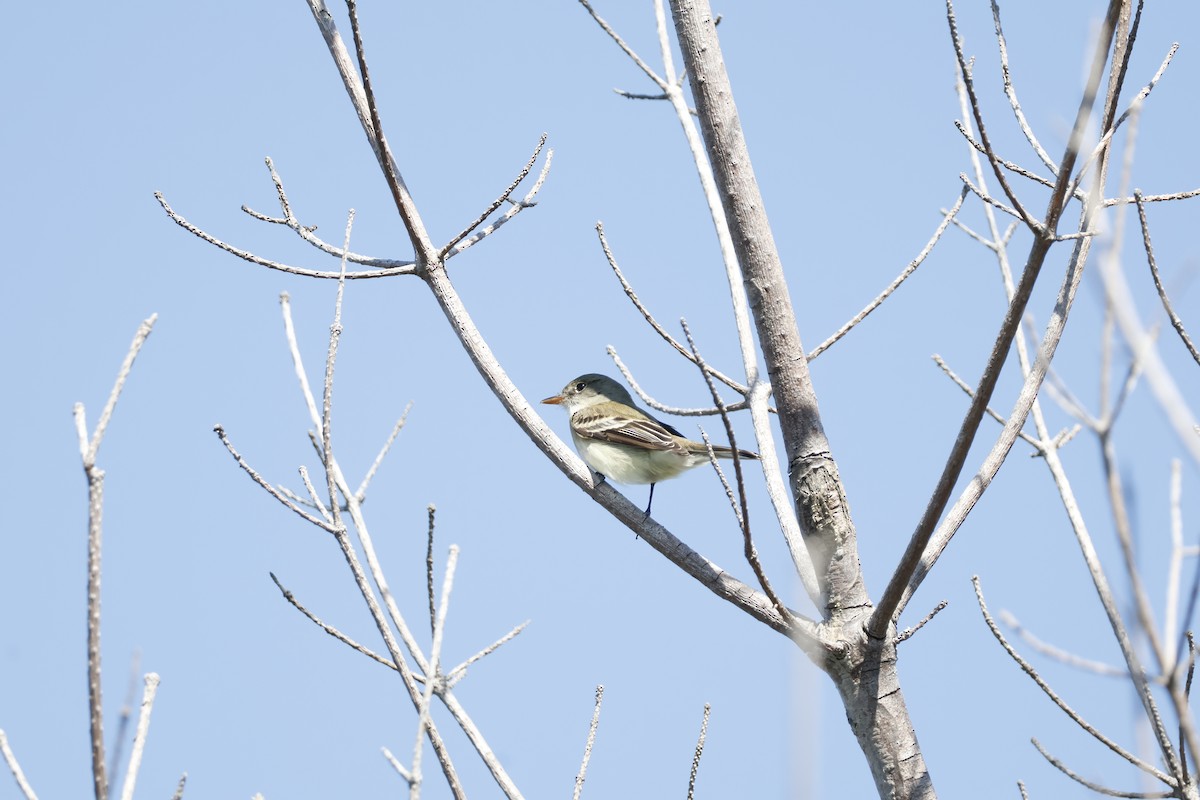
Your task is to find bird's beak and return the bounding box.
[541,394,564,405]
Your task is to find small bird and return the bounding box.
[542,373,759,516]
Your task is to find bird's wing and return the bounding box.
[571,409,687,453]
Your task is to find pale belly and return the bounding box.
[573,434,694,484]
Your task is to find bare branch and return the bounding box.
[0,731,38,800]
[1104,188,1200,207]
[85,315,157,466]
[344,0,426,255]
[242,157,413,270]
[946,1,1043,232]
[446,149,554,259]
[355,405,412,502]
[1068,42,1178,201]
[974,576,1174,784]
[573,686,605,800]
[683,319,792,625]
[873,0,1127,635]
[446,621,531,688]
[382,747,414,785]
[156,192,414,280]
[931,355,1041,450]
[607,348,752,416]
[596,223,747,394]
[412,545,460,799]
[1166,459,1186,662]
[990,0,1056,172]
[613,88,670,101]
[427,505,437,639]
[895,600,949,645]
[577,1,667,89]
[1032,738,1173,798]
[440,134,548,258]
[999,610,1128,678]
[75,314,158,800]
[117,673,161,800]
[299,465,333,524]
[212,425,338,532]
[107,650,141,793]
[686,704,711,800]
[809,187,968,361]
[958,171,1026,223]
[270,572,398,671]
[952,122,1058,192]
[1136,191,1200,366]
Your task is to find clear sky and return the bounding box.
[2,2,1199,798]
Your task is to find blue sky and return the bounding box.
[2,2,1199,798]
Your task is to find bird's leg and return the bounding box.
[643,483,656,518]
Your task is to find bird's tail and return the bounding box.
[709,444,760,461]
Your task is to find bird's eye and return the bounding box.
[575,382,586,392]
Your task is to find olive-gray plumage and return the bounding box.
[542,373,758,515]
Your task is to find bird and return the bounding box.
[542,373,758,516]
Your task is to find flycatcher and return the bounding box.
[542,373,758,516]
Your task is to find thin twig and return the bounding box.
[320,210,354,528]
[382,747,414,785]
[990,0,1056,172]
[698,428,744,530]
[446,621,531,688]
[0,731,38,800]
[107,649,141,794]
[573,686,605,800]
[1166,459,1185,663]
[872,0,1125,636]
[155,193,414,280]
[440,134,547,258]
[608,348,752,416]
[683,320,791,624]
[85,315,158,466]
[1136,191,1200,366]
[951,123,1058,191]
[344,0,422,253]
[279,253,521,796]
[947,1,1041,231]
[411,545,459,799]
[1181,633,1197,784]
[269,572,398,671]
[686,704,711,800]
[998,610,1128,678]
[212,425,338,532]
[299,465,333,524]
[118,673,161,800]
[77,315,157,800]
[1032,738,1173,798]
[169,774,186,800]
[932,355,1041,449]
[427,505,437,640]
[973,577,1175,784]
[596,222,747,394]
[243,157,412,270]
[1104,188,1200,207]
[577,1,666,88]
[895,600,949,645]
[959,172,1025,222]
[446,150,554,259]
[1067,41,1177,201]
[614,89,669,101]
[808,187,968,361]
[355,405,413,502]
